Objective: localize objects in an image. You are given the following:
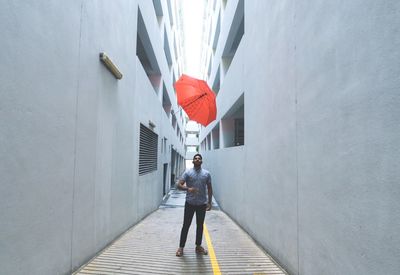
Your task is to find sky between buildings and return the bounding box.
[180,0,205,79]
[178,0,205,138]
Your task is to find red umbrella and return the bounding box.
[174,74,217,126]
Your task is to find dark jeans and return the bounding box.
[179,202,207,248]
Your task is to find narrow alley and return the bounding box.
[74,189,287,275]
[1,1,399,275]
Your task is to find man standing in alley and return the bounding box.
[176,153,213,257]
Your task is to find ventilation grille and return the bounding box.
[139,123,158,175]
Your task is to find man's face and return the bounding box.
[192,156,202,166]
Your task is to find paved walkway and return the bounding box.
[74,189,287,275]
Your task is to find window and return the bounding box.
[221,93,244,147]
[152,0,163,16]
[152,0,163,27]
[139,124,158,175]
[234,118,244,146]
[137,8,161,94]
[222,0,244,75]
[171,112,177,129]
[212,11,221,52]
[164,27,173,69]
[212,65,220,94]
[162,82,172,117]
[212,123,220,149]
[167,0,173,26]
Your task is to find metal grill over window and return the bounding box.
[139,123,158,175]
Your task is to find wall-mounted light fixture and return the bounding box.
[99,52,123,80]
[149,120,156,130]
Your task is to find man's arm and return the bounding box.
[177,179,188,191]
[206,182,213,211]
[177,179,197,193]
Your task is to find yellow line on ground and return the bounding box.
[204,223,221,275]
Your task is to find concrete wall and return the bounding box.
[201,0,400,274]
[0,1,185,274]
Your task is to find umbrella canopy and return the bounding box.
[174,74,217,126]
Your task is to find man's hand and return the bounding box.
[187,187,199,194]
[206,203,212,211]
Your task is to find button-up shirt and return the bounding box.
[180,167,211,205]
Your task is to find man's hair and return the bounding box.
[193,153,202,160]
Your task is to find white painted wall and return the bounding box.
[201,1,400,274]
[0,1,185,274]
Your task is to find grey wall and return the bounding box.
[0,1,185,274]
[202,0,400,274]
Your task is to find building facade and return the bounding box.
[0,1,186,274]
[199,0,400,275]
